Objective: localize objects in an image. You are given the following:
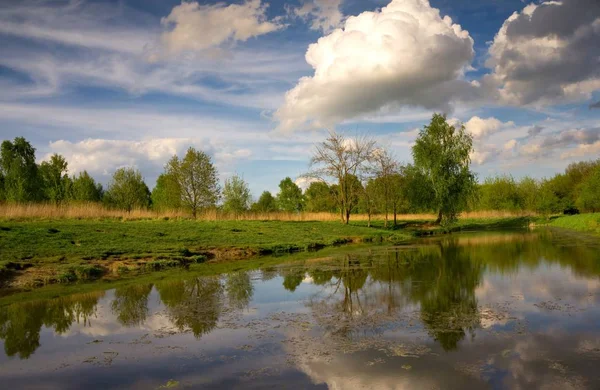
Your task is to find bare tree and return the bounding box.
[306,131,376,224]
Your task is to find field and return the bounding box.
[547,213,600,235]
[0,219,415,289]
[0,203,542,293]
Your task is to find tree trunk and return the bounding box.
[367,209,371,227]
[435,209,442,225]
[345,209,350,224]
[393,204,397,226]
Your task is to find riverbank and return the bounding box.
[546,213,600,235]
[0,219,415,289]
[0,215,543,294]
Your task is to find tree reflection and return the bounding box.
[156,277,224,338]
[0,291,104,359]
[225,271,254,310]
[111,284,153,326]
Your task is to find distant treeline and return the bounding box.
[1,115,599,223]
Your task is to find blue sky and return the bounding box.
[0,0,599,197]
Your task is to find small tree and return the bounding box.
[276,177,304,212]
[70,171,103,202]
[166,148,220,218]
[39,154,70,204]
[412,114,476,224]
[222,174,252,215]
[151,173,181,211]
[306,132,376,224]
[104,167,151,212]
[576,166,600,212]
[304,181,337,212]
[0,137,42,202]
[251,191,277,212]
[371,148,398,227]
[536,179,562,217]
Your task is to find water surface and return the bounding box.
[1,229,600,389]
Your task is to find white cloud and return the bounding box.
[160,0,284,54]
[561,141,600,159]
[483,0,600,106]
[44,138,253,186]
[275,0,476,131]
[464,116,514,139]
[292,0,344,32]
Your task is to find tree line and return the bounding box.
[1,114,599,223]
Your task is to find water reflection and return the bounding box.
[1,229,600,389]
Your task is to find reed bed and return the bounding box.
[0,202,533,222]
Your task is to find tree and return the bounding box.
[70,171,103,202]
[388,172,408,225]
[151,173,181,211]
[536,179,562,217]
[0,172,5,202]
[306,132,376,224]
[371,148,398,227]
[251,191,277,212]
[0,137,42,202]
[166,148,220,218]
[304,181,337,212]
[478,175,522,211]
[576,166,600,212]
[222,174,252,215]
[39,154,69,204]
[276,177,304,212]
[104,167,151,212]
[517,176,539,212]
[412,114,476,224]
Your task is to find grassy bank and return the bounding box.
[546,213,600,235]
[0,219,413,289]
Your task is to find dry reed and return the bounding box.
[0,203,533,222]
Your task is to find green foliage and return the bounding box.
[0,137,42,202]
[478,176,522,211]
[251,191,277,212]
[412,114,476,224]
[70,171,103,202]
[222,174,252,214]
[304,181,337,212]
[517,176,538,212]
[576,166,600,212]
[536,179,563,216]
[166,148,220,217]
[39,154,70,204]
[276,177,304,212]
[151,173,181,211]
[104,167,151,212]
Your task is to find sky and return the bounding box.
[0,0,599,197]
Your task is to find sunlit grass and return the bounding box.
[0,202,532,221]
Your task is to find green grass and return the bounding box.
[547,213,600,235]
[0,216,541,292]
[0,219,413,286]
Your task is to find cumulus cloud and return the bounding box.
[513,127,600,162]
[484,0,600,106]
[275,0,476,131]
[160,0,284,54]
[292,0,344,32]
[464,116,514,139]
[43,137,252,186]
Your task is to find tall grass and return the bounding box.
[0,202,532,222]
